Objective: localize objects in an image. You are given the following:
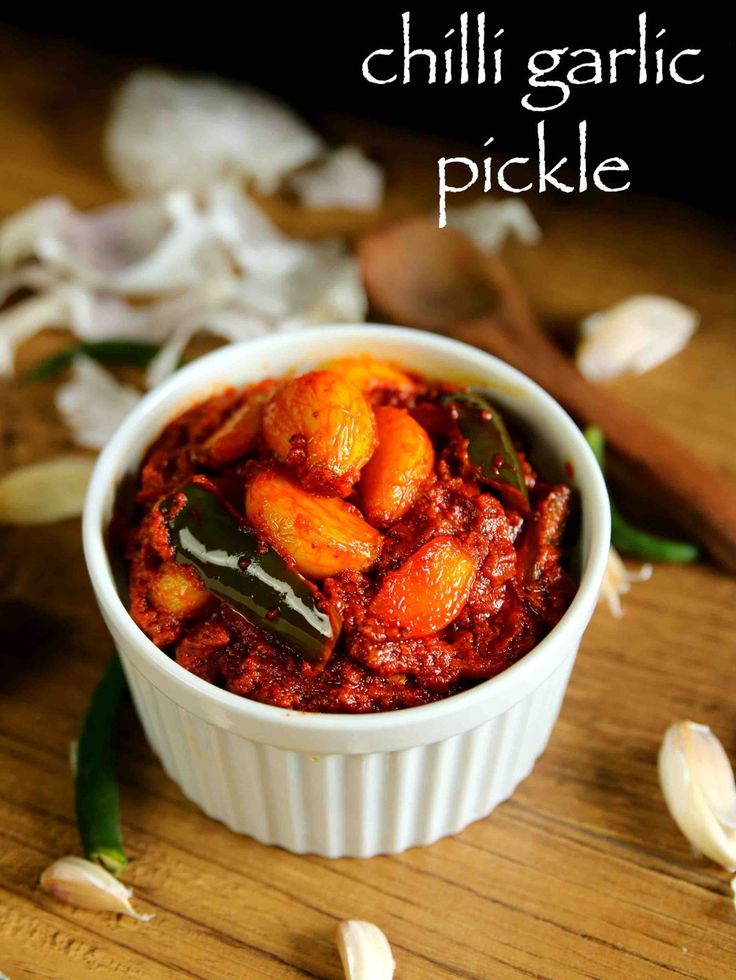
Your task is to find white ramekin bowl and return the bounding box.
[83,325,609,857]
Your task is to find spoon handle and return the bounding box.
[454,317,736,573]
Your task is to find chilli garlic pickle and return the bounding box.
[122,355,578,713]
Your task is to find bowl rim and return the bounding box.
[83,324,610,745]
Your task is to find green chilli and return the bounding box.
[583,426,699,564]
[75,655,128,875]
[443,389,529,508]
[27,339,159,381]
[163,481,340,665]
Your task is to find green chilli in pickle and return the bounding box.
[443,390,529,507]
[163,481,340,665]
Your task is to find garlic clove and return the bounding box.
[658,721,736,871]
[687,723,736,828]
[336,920,395,980]
[0,455,95,525]
[598,546,652,618]
[40,856,154,921]
[576,294,698,383]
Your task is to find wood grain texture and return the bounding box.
[1,29,736,979]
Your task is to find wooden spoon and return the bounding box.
[358,215,736,573]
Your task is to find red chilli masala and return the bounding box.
[122,355,577,713]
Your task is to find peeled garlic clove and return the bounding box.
[0,455,95,525]
[598,546,652,618]
[336,920,395,980]
[686,722,736,828]
[659,721,736,871]
[40,856,153,921]
[576,294,698,382]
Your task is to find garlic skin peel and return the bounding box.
[40,856,153,920]
[105,69,323,195]
[658,721,736,871]
[56,357,142,450]
[336,920,395,980]
[598,546,652,619]
[290,147,384,211]
[446,198,542,253]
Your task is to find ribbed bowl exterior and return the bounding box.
[118,644,576,857]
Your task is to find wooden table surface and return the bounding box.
[1,31,735,980]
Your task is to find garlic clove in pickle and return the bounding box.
[40,856,154,921]
[658,721,736,871]
[336,920,395,980]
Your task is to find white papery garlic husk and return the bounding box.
[0,279,235,378]
[0,455,95,525]
[446,199,542,253]
[598,546,652,618]
[56,356,142,450]
[0,263,61,306]
[290,147,385,211]
[0,286,85,376]
[0,196,74,269]
[40,856,153,920]
[106,69,323,195]
[36,191,220,296]
[0,189,243,298]
[336,920,395,980]
[145,308,269,389]
[659,721,736,870]
[576,294,698,382]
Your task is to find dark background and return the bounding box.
[1,3,733,216]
